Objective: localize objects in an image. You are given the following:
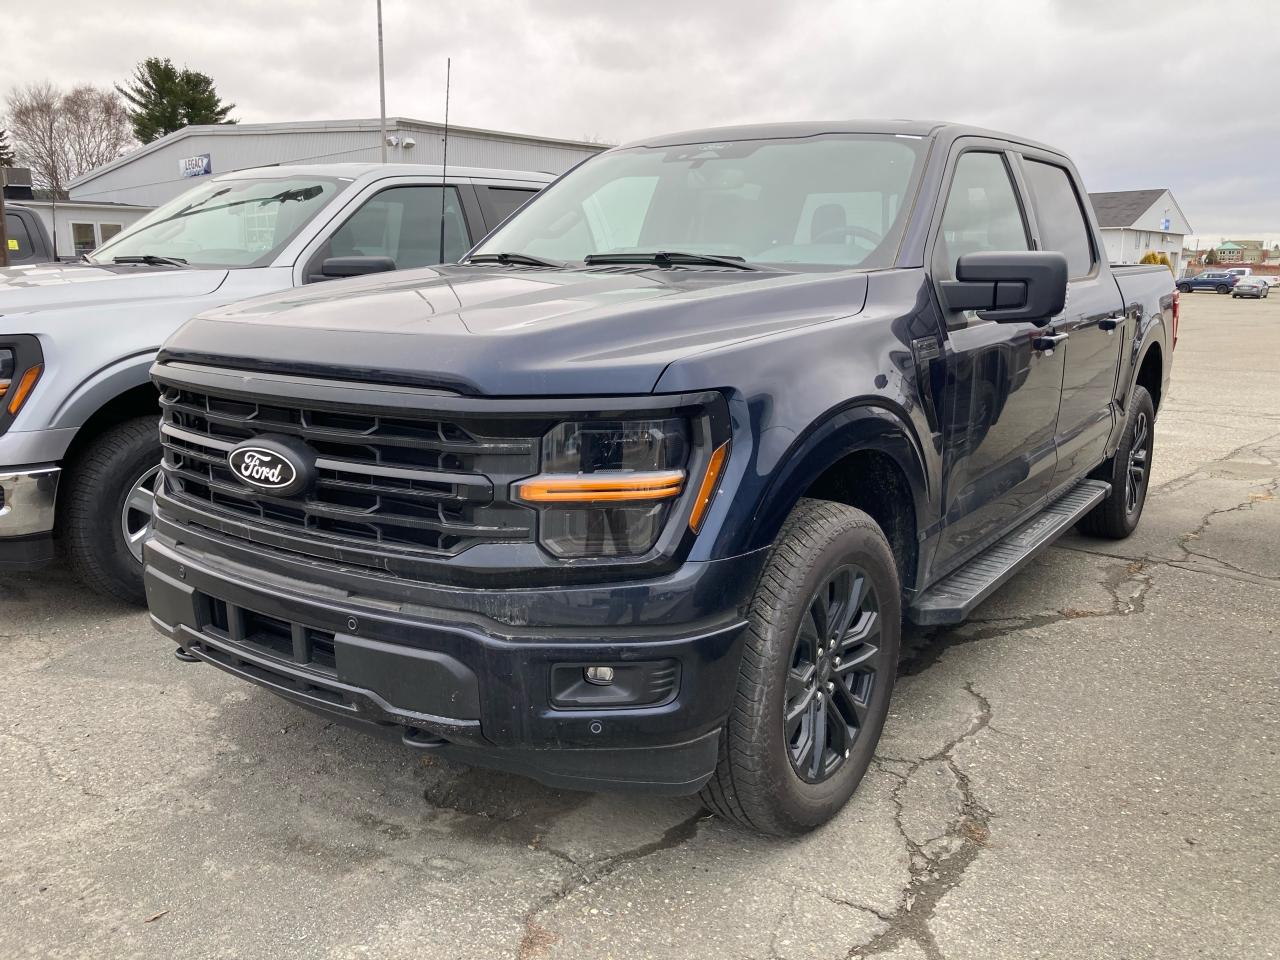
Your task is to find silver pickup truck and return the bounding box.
[0,162,551,602]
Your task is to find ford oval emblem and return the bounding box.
[227,438,314,497]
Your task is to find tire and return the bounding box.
[700,499,901,836]
[1176,283,1192,294]
[62,416,162,605]
[1216,284,1230,294]
[1077,386,1155,539]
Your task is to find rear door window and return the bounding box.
[478,186,539,229]
[1021,160,1094,279]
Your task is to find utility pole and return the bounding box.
[377,0,388,163]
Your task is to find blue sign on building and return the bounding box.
[179,154,213,178]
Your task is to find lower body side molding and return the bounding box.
[909,479,1111,625]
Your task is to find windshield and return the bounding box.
[472,134,927,270]
[88,175,344,268]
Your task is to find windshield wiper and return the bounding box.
[467,252,567,268]
[583,251,757,271]
[112,255,189,267]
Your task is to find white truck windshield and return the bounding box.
[89,176,342,268]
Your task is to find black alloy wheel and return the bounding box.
[1125,408,1151,516]
[784,564,882,783]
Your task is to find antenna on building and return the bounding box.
[376,0,388,163]
[437,57,451,264]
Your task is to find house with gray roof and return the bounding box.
[1089,188,1192,274]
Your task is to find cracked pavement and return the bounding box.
[2,293,1277,959]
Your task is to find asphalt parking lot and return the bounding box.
[2,290,1277,960]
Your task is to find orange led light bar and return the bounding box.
[516,470,685,503]
[689,442,730,533]
[6,364,42,416]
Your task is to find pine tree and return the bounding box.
[0,129,14,167]
[116,57,236,144]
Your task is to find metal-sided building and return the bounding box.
[67,117,609,209]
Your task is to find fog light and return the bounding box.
[584,665,616,685]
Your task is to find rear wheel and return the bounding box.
[1176,282,1192,294]
[700,499,901,836]
[1078,386,1155,539]
[63,417,162,605]
[1217,284,1230,294]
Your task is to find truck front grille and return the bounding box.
[157,384,539,560]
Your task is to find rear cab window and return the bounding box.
[1020,159,1095,279]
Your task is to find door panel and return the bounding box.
[1018,157,1126,485]
[930,148,1065,572]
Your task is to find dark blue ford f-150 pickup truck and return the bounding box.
[144,120,1175,835]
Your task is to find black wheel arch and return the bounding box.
[733,400,930,592]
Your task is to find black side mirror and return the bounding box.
[939,251,1068,325]
[319,255,397,279]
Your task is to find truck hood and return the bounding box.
[161,265,870,396]
[0,262,229,318]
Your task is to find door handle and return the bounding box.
[1033,332,1068,354]
[1099,313,1123,332]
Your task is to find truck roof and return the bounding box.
[619,120,1063,156]
[210,163,557,184]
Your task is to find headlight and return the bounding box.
[515,419,691,558]
[0,338,44,423]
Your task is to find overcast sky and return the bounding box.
[4,0,1277,246]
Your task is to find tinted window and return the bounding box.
[474,134,926,270]
[935,152,1028,280]
[5,213,35,262]
[1022,160,1093,278]
[325,186,469,271]
[481,186,537,226]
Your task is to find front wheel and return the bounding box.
[62,416,162,605]
[1078,386,1155,539]
[700,499,901,836]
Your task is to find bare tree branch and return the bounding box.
[4,81,134,194]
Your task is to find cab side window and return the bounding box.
[323,186,470,273]
[1021,160,1094,279]
[5,213,36,263]
[934,152,1029,281]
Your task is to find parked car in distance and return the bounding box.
[145,120,1176,835]
[1231,276,1269,298]
[3,204,56,265]
[1255,275,1280,289]
[0,163,552,603]
[1225,267,1252,277]
[1177,271,1239,294]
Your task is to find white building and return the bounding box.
[67,117,608,209]
[20,199,152,260]
[1089,189,1192,275]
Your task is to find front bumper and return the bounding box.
[0,466,60,568]
[144,533,765,794]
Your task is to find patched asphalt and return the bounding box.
[2,292,1276,959]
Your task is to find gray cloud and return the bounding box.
[3,0,1276,244]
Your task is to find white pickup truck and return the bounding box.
[0,162,551,602]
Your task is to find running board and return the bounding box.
[908,479,1111,626]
